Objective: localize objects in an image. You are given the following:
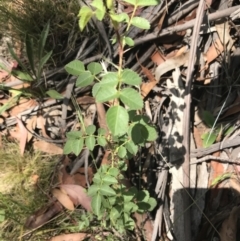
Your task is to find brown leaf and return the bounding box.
[58,156,94,187]
[76,96,95,105]
[141,82,157,99]
[136,55,157,98]
[96,102,108,135]
[155,51,189,81]
[25,201,63,229]
[10,98,37,116]
[36,115,50,139]
[9,117,28,155]
[26,115,37,142]
[204,38,224,67]
[50,233,90,241]
[60,184,92,211]
[151,50,166,65]
[52,188,74,211]
[33,140,63,155]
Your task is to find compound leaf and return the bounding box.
[106,106,128,136]
[120,88,143,110]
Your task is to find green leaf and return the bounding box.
[46,90,63,99]
[91,0,104,11]
[97,136,107,146]
[91,193,101,216]
[224,126,234,136]
[87,62,102,75]
[123,0,159,6]
[120,88,143,110]
[102,196,110,208]
[91,0,106,20]
[38,51,52,73]
[124,36,134,47]
[123,187,137,201]
[12,70,33,81]
[63,138,83,155]
[65,60,85,76]
[25,34,35,75]
[8,43,29,74]
[121,69,141,85]
[95,9,106,21]
[86,125,96,135]
[102,175,118,185]
[38,20,50,60]
[122,0,137,5]
[88,185,99,196]
[211,173,232,187]
[118,161,127,171]
[137,202,151,213]
[202,132,217,148]
[106,106,129,136]
[125,140,138,155]
[110,13,129,23]
[148,197,157,211]
[145,124,158,141]
[117,146,127,158]
[63,140,75,154]
[137,0,159,6]
[85,136,96,151]
[98,128,107,135]
[101,72,118,86]
[0,95,19,115]
[124,202,138,213]
[131,17,150,29]
[136,190,149,202]
[110,206,121,222]
[100,165,108,173]
[93,85,118,102]
[0,210,5,222]
[78,6,93,31]
[99,184,116,196]
[108,196,117,205]
[202,110,215,127]
[66,131,82,139]
[130,123,148,144]
[76,71,94,87]
[108,167,119,177]
[92,173,101,184]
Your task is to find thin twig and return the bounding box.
[134,6,240,46]
[191,155,240,165]
[191,136,240,158]
[182,1,205,240]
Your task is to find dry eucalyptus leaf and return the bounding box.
[33,140,63,154]
[155,51,189,82]
[60,184,92,211]
[50,233,90,241]
[52,188,74,211]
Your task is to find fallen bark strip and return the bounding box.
[191,136,240,158]
[134,6,240,46]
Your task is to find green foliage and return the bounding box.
[7,21,52,83]
[63,0,158,235]
[46,90,64,99]
[87,163,156,233]
[201,110,234,147]
[0,0,80,64]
